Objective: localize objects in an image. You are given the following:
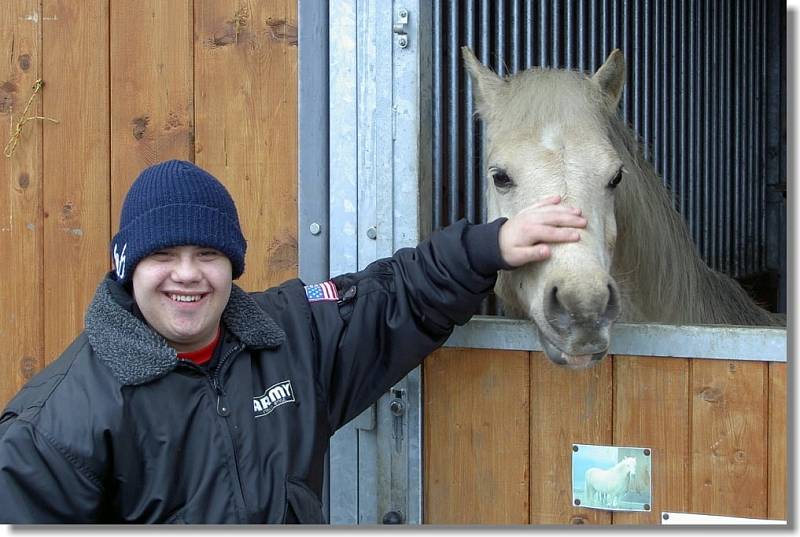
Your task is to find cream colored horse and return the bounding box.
[463,47,779,369]
[585,456,636,508]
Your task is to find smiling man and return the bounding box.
[132,245,232,355]
[0,160,585,523]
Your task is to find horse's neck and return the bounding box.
[609,117,778,326]
[612,461,629,475]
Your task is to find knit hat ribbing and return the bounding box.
[111,160,246,284]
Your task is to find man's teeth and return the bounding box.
[170,294,202,302]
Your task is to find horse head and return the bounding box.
[623,456,637,476]
[463,47,626,369]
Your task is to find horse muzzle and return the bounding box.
[535,275,619,368]
[539,332,608,369]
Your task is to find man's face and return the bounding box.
[132,245,232,353]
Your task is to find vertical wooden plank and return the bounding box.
[424,348,529,524]
[0,0,43,408]
[613,356,689,524]
[194,0,299,290]
[110,0,194,228]
[42,0,110,360]
[529,353,613,525]
[691,360,768,518]
[767,362,786,520]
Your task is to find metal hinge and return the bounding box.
[354,403,376,431]
[393,7,409,48]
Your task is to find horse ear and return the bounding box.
[462,46,505,117]
[592,49,626,108]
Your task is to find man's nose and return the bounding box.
[171,255,202,282]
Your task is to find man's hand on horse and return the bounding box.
[498,195,586,267]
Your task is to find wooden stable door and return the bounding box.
[424,348,787,525]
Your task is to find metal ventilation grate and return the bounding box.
[431,0,784,293]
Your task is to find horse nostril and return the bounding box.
[547,285,571,332]
[604,283,621,322]
[546,281,619,334]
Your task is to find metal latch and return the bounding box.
[381,388,407,524]
[389,392,405,453]
[392,8,409,48]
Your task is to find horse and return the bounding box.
[461,47,781,369]
[584,456,637,508]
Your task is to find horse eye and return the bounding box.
[607,169,623,189]
[491,168,514,190]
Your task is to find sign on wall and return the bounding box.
[572,443,652,512]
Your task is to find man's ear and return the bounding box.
[591,49,625,109]
[462,46,505,118]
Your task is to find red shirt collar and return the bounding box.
[177,325,221,366]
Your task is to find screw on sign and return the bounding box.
[382,511,403,524]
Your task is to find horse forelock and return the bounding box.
[486,68,608,141]
[484,69,620,200]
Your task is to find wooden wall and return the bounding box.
[424,349,788,524]
[0,0,298,409]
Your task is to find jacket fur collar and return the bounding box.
[84,274,285,386]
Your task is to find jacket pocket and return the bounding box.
[282,476,325,524]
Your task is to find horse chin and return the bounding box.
[538,330,607,369]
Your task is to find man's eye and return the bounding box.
[199,250,220,258]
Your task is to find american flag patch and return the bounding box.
[304,281,340,302]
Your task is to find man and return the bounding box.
[0,160,585,523]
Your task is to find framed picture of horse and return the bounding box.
[572,443,652,512]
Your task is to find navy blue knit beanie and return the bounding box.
[111,160,246,284]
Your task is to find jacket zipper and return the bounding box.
[178,342,248,521]
[214,343,251,522]
[177,344,239,417]
[210,343,240,416]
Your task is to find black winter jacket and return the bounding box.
[0,219,509,523]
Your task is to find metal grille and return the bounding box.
[431,0,783,289]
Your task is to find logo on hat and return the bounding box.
[113,243,127,280]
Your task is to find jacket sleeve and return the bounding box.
[315,218,511,432]
[0,414,104,523]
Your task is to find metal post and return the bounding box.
[327,0,430,524]
[298,0,330,519]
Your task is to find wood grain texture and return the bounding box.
[110,0,194,229]
[767,363,787,521]
[612,356,689,525]
[42,0,110,361]
[194,0,298,291]
[690,360,768,518]
[0,0,43,408]
[529,352,613,525]
[424,347,530,524]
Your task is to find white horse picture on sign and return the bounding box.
[572,444,652,512]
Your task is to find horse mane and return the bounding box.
[605,111,780,326]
